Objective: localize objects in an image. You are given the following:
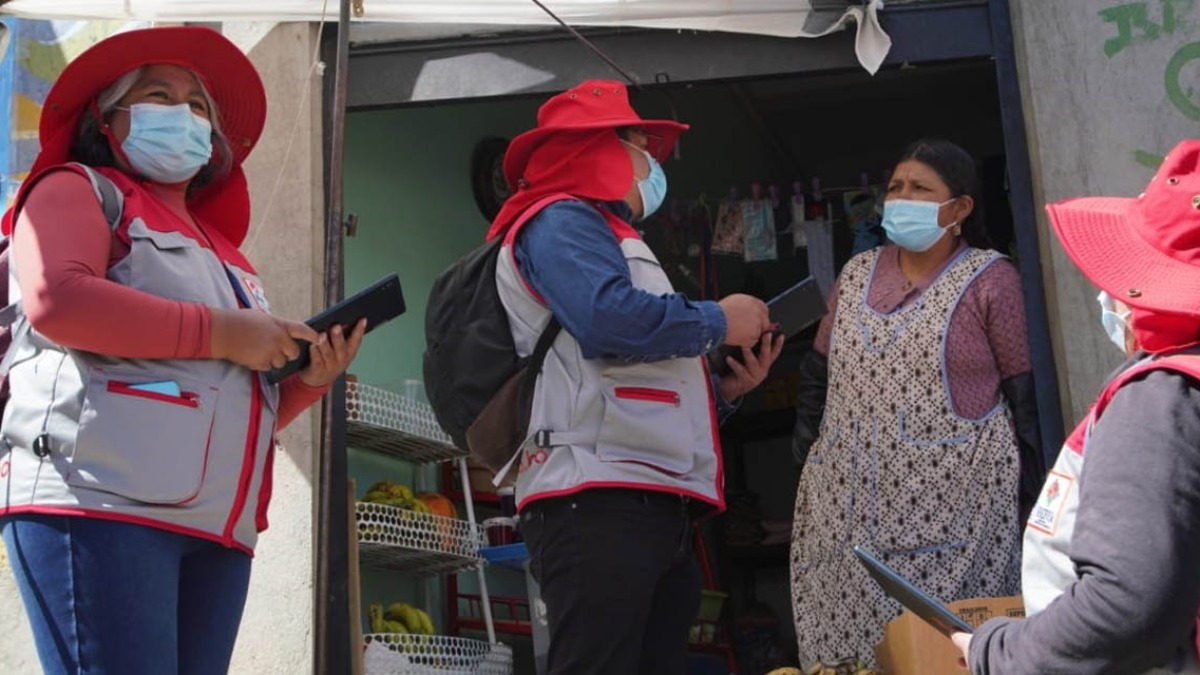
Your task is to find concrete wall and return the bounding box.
[1009,0,1200,422]
[225,21,325,675]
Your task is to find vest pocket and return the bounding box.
[69,369,219,504]
[595,379,696,475]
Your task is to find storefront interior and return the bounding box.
[342,53,1015,674]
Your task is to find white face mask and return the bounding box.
[118,102,213,184]
[1097,290,1131,353]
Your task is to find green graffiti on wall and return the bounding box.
[1100,0,1193,57]
[1165,40,1200,118]
[1100,0,1199,165]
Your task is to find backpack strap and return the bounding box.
[0,165,125,377]
[518,316,562,411]
[70,163,125,230]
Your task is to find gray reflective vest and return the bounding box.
[495,197,723,513]
[0,165,279,553]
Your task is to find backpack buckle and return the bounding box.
[32,432,50,458]
[535,429,552,448]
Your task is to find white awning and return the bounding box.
[0,0,893,73]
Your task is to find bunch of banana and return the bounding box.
[368,603,409,634]
[804,659,878,675]
[362,480,413,507]
[361,481,433,515]
[381,601,436,636]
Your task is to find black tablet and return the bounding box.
[853,545,974,636]
[712,276,827,374]
[768,276,826,339]
[264,274,406,384]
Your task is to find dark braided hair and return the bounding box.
[894,139,991,250]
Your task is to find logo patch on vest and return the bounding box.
[1028,470,1074,536]
[242,277,270,312]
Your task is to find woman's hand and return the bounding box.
[297,318,367,388]
[718,332,785,402]
[951,631,972,671]
[211,308,320,371]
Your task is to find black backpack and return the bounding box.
[0,165,124,421]
[423,199,570,470]
[423,237,560,468]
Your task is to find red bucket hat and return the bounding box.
[4,26,266,246]
[1048,139,1200,316]
[502,79,688,191]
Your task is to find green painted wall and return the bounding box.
[343,98,541,660]
[343,98,540,390]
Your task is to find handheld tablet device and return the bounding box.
[713,276,826,375]
[264,274,405,384]
[853,545,974,636]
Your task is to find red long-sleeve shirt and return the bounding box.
[13,170,325,428]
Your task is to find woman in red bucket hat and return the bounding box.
[0,27,363,674]
[953,140,1200,673]
[485,79,783,675]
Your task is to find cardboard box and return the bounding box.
[874,596,1024,675]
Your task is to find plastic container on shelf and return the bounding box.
[481,517,518,547]
[496,486,516,518]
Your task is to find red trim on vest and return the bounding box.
[1064,416,1089,457]
[1093,355,1200,423]
[256,433,278,532]
[504,199,724,514]
[87,166,258,273]
[0,504,254,556]
[501,193,577,306]
[516,481,721,514]
[223,376,263,545]
[605,213,641,242]
[106,380,200,408]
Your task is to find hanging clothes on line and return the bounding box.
[712,189,746,256]
[742,196,778,262]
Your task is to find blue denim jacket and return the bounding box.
[513,199,739,417]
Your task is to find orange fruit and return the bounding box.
[416,492,458,519]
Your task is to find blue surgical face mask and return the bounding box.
[881,198,957,252]
[624,141,668,220]
[118,103,213,184]
[1097,291,1131,352]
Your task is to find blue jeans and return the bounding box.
[1,514,252,675]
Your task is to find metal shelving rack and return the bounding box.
[362,634,514,675]
[348,382,511,675]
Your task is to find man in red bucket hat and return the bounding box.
[953,140,1200,673]
[0,26,364,675]
[492,80,783,674]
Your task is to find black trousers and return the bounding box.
[520,488,702,675]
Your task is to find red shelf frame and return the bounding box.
[446,573,533,637]
[441,462,500,505]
